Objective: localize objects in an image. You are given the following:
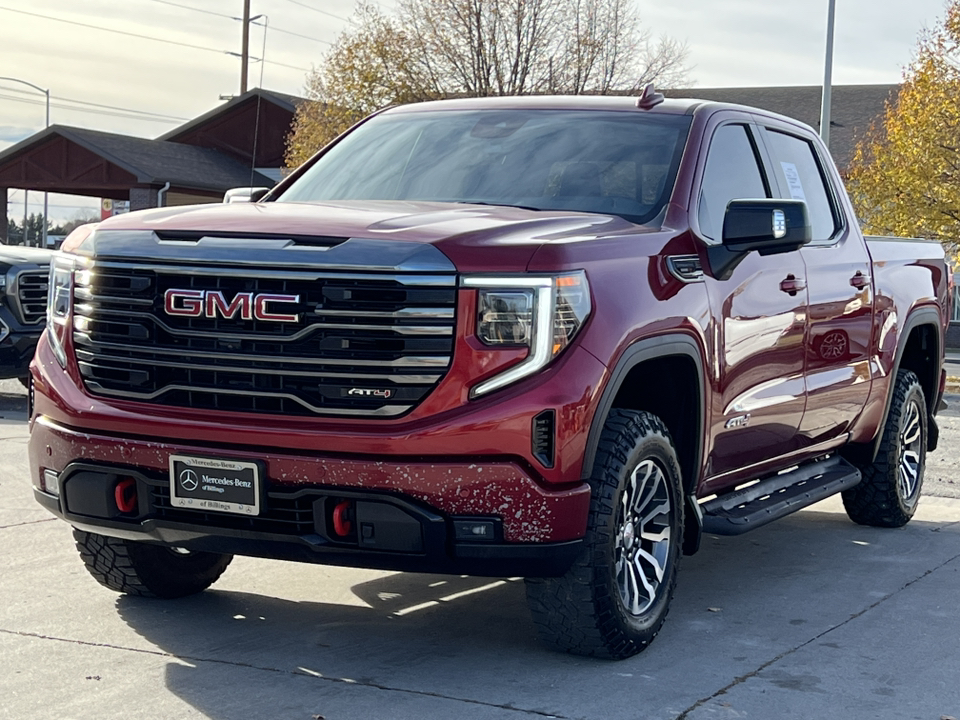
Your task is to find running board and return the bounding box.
[700,456,862,536]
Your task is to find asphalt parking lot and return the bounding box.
[1,378,958,720]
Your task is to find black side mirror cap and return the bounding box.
[707,199,812,280]
[722,199,811,253]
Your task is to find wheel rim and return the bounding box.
[615,459,673,617]
[898,399,923,504]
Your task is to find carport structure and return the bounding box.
[0,88,299,243]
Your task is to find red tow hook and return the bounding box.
[114,477,138,514]
[332,500,353,537]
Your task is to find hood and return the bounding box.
[95,200,650,272]
[0,246,55,265]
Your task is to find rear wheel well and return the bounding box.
[898,323,939,415]
[607,355,701,495]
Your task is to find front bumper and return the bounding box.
[30,416,590,577]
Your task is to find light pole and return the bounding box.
[0,77,50,247]
[820,0,837,149]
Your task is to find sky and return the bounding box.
[0,0,951,224]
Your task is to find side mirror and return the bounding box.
[708,199,811,280]
[722,199,811,254]
[223,187,270,204]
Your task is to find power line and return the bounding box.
[0,6,309,72]
[279,0,349,23]
[0,85,188,121]
[143,0,331,46]
[0,93,184,124]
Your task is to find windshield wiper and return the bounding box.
[455,201,543,212]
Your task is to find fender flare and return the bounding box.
[867,305,942,462]
[580,333,707,494]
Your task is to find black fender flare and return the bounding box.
[581,334,707,491]
[867,305,942,462]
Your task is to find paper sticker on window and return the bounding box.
[780,162,806,201]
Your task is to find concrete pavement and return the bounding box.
[1,381,959,720]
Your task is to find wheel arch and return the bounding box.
[582,335,706,496]
[851,306,942,465]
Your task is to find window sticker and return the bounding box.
[780,162,806,201]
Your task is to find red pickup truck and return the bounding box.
[30,92,948,659]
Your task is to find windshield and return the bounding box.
[277,109,692,225]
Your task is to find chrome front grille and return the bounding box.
[15,270,49,324]
[72,263,457,417]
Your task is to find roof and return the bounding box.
[159,87,301,143]
[0,125,273,192]
[664,84,898,169]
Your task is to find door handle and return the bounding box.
[779,275,806,296]
[850,271,870,289]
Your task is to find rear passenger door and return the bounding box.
[696,119,809,487]
[758,123,873,447]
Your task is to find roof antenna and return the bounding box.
[636,83,665,110]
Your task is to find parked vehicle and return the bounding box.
[29,91,948,658]
[0,245,53,383]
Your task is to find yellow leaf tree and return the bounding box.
[847,2,960,253]
[285,0,689,168]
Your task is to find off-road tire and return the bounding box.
[525,409,684,659]
[843,369,927,527]
[73,529,233,598]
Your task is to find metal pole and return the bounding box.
[22,189,28,247]
[240,0,251,94]
[42,88,49,248]
[820,0,836,148]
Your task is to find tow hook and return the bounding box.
[114,477,138,514]
[332,500,354,537]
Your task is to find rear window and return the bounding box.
[278,110,692,225]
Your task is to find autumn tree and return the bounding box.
[286,0,689,167]
[847,2,960,253]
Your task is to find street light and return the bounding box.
[0,77,50,247]
[820,0,837,149]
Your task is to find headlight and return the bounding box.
[463,271,591,397]
[46,257,74,367]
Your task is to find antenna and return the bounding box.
[636,83,665,111]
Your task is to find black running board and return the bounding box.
[700,456,862,536]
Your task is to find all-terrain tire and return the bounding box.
[843,369,927,527]
[73,529,233,598]
[525,409,684,659]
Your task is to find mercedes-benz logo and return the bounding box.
[179,468,199,492]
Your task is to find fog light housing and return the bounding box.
[41,469,60,497]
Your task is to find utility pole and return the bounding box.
[240,0,251,94]
[820,0,837,149]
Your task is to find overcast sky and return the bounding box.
[0,0,950,222]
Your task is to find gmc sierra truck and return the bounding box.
[29,91,948,659]
[0,245,53,383]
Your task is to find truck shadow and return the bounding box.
[115,507,960,720]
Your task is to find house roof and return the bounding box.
[664,84,898,170]
[159,88,300,143]
[0,125,273,192]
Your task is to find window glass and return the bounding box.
[764,130,837,241]
[278,110,692,225]
[698,125,768,241]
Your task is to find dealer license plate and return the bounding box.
[169,454,261,515]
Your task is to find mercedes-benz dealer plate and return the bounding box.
[169,454,261,515]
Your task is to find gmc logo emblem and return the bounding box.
[164,289,301,322]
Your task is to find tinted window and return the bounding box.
[698,125,768,241]
[764,130,837,241]
[278,110,692,225]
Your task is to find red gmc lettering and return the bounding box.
[206,291,253,320]
[164,290,300,322]
[254,294,300,322]
[164,289,204,317]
